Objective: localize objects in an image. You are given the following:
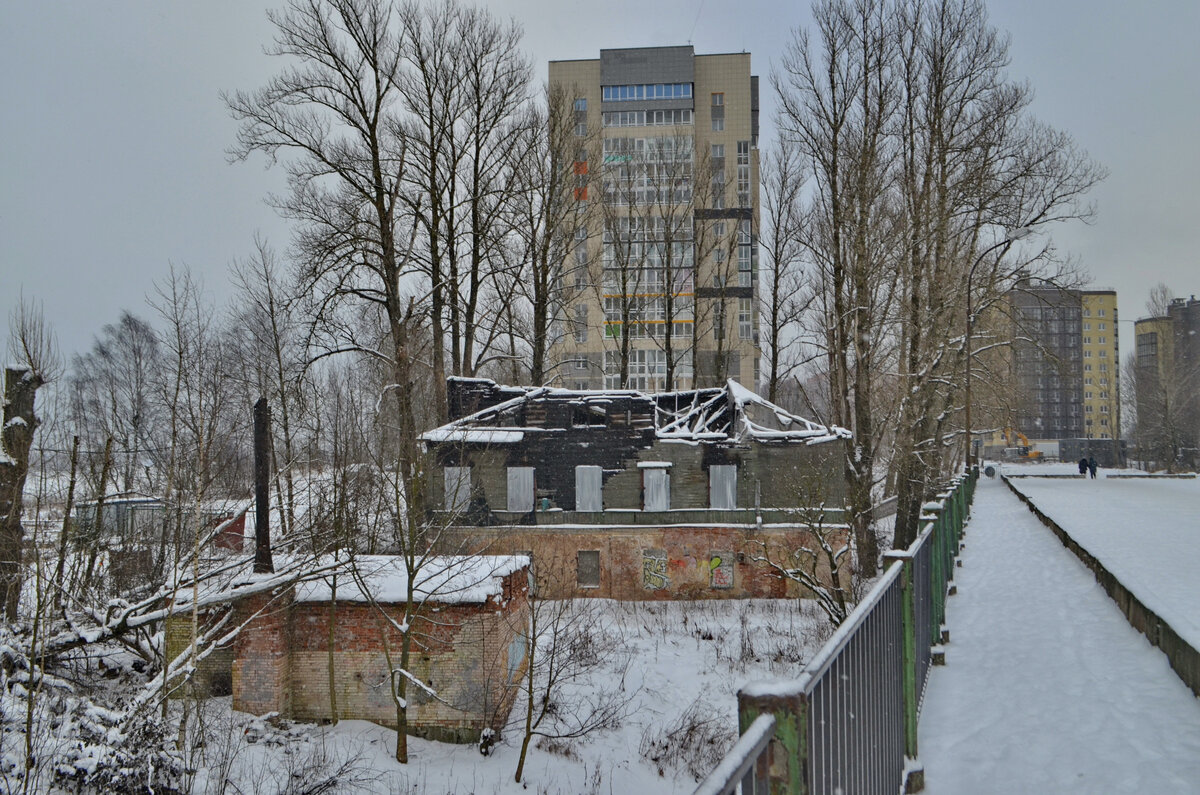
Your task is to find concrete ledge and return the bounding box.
[1002,476,1200,698]
[1003,473,1084,479]
[1105,473,1197,479]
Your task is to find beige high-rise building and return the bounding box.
[548,46,761,391]
[1081,291,1120,440]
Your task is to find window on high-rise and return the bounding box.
[738,298,753,340]
[711,93,724,106]
[574,98,587,111]
[712,117,724,132]
[574,304,589,343]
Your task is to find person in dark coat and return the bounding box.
[1078,457,1089,476]
[1088,456,1098,479]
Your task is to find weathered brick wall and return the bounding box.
[279,569,529,743]
[456,524,849,601]
[164,613,236,697]
[232,590,294,716]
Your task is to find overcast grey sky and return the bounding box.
[3,0,1198,362]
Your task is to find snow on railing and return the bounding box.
[692,713,776,795]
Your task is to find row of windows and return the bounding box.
[603,295,695,323]
[604,320,693,341]
[602,83,693,102]
[602,136,694,161]
[602,109,693,127]
[447,462,737,515]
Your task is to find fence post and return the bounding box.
[738,690,808,795]
[883,551,918,764]
[926,503,946,630]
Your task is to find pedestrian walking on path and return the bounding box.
[1088,455,1098,479]
[1078,457,1088,476]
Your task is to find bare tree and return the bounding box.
[508,84,596,384]
[68,312,162,497]
[229,237,311,540]
[511,558,630,783]
[1,298,56,620]
[758,138,811,404]
[775,0,899,574]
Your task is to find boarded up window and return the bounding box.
[709,465,737,509]
[507,467,535,512]
[444,466,471,513]
[575,465,603,512]
[577,550,600,588]
[643,468,670,511]
[642,549,669,590]
[710,552,734,589]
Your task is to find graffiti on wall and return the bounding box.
[709,552,734,589]
[642,549,669,590]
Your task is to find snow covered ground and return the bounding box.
[918,473,1200,793]
[3,598,830,794]
[1003,466,1200,650]
[227,599,830,794]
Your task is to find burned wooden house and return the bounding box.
[422,378,852,599]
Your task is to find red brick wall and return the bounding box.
[452,525,850,600]
[231,568,530,744]
[232,590,293,716]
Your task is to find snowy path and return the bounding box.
[918,475,1200,794]
[1006,473,1200,649]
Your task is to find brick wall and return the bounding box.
[224,567,529,744]
[232,590,294,716]
[452,524,849,600]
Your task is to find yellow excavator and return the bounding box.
[1003,427,1044,460]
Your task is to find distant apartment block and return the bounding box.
[1134,295,1200,468]
[548,46,761,391]
[1009,282,1120,445]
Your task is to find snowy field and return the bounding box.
[2,599,831,794]
[1001,463,1200,649]
[919,474,1200,793]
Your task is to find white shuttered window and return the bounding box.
[444,467,471,513]
[575,465,603,512]
[507,467,535,512]
[709,465,737,509]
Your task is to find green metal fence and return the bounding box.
[695,468,977,795]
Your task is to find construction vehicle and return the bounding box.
[1002,427,1044,461]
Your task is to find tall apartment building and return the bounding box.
[1081,291,1120,441]
[1133,295,1200,468]
[548,46,761,391]
[1008,283,1120,449]
[1010,283,1084,440]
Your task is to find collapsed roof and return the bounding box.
[421,377,850,447]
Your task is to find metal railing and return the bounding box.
[695,469,976,795]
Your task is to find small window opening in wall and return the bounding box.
[573,405,606,427]
[577,550,601,588]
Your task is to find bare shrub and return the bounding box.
[638,695,737,781]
